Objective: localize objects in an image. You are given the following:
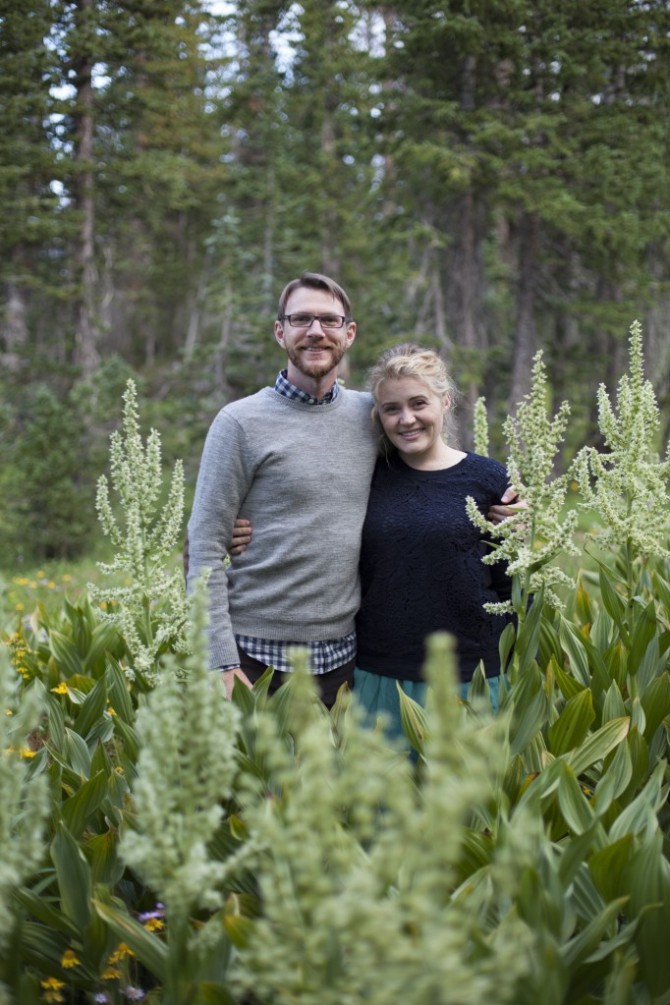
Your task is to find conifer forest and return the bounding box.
[2,0,670,563]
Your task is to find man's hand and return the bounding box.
[487,486,527,525]
[220,667,253,699]
[230,517,252,556]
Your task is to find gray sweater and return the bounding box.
[187,386,378,668]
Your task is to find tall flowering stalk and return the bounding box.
[118,580,243,1003]
[0,649,48,1005]
[473,396,490,458]
[467,352,579,624]
[91,379,189,683]
[574,320,670,594]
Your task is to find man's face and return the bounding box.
[274,286,356,390]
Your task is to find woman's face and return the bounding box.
[375,377,448,465]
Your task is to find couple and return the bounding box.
[186,272,516,732]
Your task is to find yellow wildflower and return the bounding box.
[51,683,69,695]
[15,603,25,612]
[102,965,122,980]
[20,747,37,759]
[143,916,164,932]
[108,942,135,964]
[61,948,81,969]
[40,976,66,1003]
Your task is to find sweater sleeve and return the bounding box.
[186,409,254,668]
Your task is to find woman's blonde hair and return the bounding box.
[367,343,459,453]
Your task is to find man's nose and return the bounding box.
[306,317,325,333]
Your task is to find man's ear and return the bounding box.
[274,320,285,347]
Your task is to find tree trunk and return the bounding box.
[73,0,99,375]
[2,273,28,371]
[508,210,540,413]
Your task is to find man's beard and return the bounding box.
[286,342,347,380]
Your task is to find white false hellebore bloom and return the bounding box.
[91,379,189,682]
[120,580,243,917]
[574,320,670,562]
[467,351,579,615]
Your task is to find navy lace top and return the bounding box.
[355,451,514,682]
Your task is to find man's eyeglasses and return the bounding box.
[280,313,350,329]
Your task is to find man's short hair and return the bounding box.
[277,272,353,320]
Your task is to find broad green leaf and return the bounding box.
[558,618,591,687]
[232,674,256,715]
[565,716,630,777]
[514,587,545,677]
[16,920,69,969]
[84,621,123,677]
[630,696,646,734]
[626,832,670,996]
[636,638,666,693]
[106,658,135,723]
[93,896,167,982]
[609,761,666,842]
[48,630,83,679]
[73,675,108,739]
[628,600,659,678]
[192,982,237,1005]
[87,830,125,886]
[574,575,594,626]
[620,727,649,802]
[112,715,140,764]
[64,727,92,779]
[640,671,670,742]
[61,769,108,838]
[556,762,595,835]
[508,668,547,756]
[557,825,603,887]
[14,888,79,940]
[553,661,585,702]
[222,912,255,949]
[601,681,626,724]
[603,641,628,692]
[50,822,92,932]
[588,835,635,902]
[498,621,516,675]
[45,694,66,751]
[398,686,428,754]
[561,897,628,967]
[592,740,632,817]
[597,567,627,639]
[548,689,595,757]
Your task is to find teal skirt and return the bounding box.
[353,667,501,742]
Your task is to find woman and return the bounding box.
[353,343,513,735]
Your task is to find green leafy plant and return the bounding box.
[91,379,189,685]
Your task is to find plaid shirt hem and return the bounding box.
[227,632,357,675]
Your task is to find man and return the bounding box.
[187,271,519,706]
[187,272,379,705]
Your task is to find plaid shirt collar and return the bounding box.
[274,369,340,405]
